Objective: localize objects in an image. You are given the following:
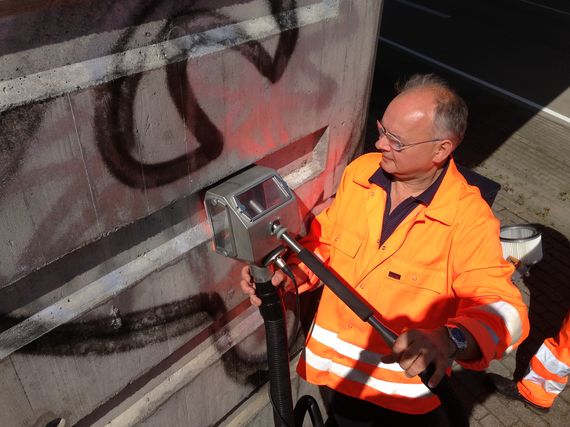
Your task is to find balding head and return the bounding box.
[396,74,468,147]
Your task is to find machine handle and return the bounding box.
[296,248,399,345]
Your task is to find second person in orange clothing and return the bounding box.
[491,310,570,412]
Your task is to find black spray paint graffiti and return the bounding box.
[15,292,255,357]
[12,288,304,385]
[1,1,300,301]
[1,0,308,382]
[95,0,299,188]
[0,103,44,191]
[67,291,312,427]
[0,0,299,192]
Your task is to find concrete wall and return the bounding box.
[0,1,382,425]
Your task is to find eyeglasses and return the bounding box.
[377,121,443,152]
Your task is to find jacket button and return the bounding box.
[412,275,417,281]
[381,245,386,250]
[370,191,375,197]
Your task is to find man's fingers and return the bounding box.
[249,294,262,306]
[242,265,284,287]
[402,347,449,387]
[239,267,285,309]
[240,265,251,281]
[405,350,433,378]
[271,270,286,286]
[387,330,450,387]
[239,279,255,295]
[398,349,425,377]
[427,363,447,388]
[381,334,413,366]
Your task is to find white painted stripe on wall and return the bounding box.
[0,223,210,361]
[106,306,263,426]
[380,37,570,126]
[304,347,431,398]
[0,0,339,113]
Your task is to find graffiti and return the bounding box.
[65,291,308,427]
[0,103,44,191]
[95,0,299,188]
[0,1,379,426]
[9,292,243,356]
[0,3,343,424]
[0,0,308,286]
[4,287,304,405]
[0,0,301,193]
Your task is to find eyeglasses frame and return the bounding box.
[376,120,444,152]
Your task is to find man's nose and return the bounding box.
[375,134,391,152]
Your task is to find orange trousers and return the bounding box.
[518,311,570,408]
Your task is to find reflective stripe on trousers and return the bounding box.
[518,312,570,408]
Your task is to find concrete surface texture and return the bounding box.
[0,1,383,426]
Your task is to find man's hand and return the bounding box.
[381,327,454,388]
[239,265,288,306]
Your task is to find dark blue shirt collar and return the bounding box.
[369,158,450,205]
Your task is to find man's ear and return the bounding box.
[433,139,454,163]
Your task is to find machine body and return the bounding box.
[204,166,301,265]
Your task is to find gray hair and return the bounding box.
[396,74,468,145]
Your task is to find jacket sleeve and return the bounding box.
[448,195,530,370]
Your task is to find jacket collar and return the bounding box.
[422,158,463,226]
[352,153,464,226]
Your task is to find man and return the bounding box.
[490,310,569,412]
[241,74,529,425]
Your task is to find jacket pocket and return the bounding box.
[384,258,447,295]
[331,227,363,259]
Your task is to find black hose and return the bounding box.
[297,248,396,343]
[255,279,295,427]
[278,261,303,354]
[294,395,325,427]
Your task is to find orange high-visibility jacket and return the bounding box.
[293,153,529,414]
[518,310,570,408]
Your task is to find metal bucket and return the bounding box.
[500,225,543,266]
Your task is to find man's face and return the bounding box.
[375,88,442,179]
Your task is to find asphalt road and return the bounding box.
[365,0,570,236]
[378,0,570,118]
